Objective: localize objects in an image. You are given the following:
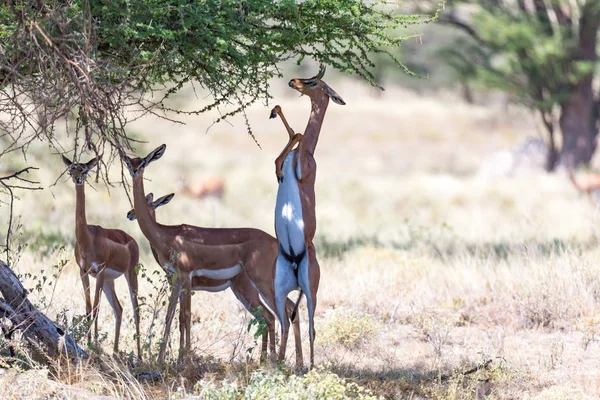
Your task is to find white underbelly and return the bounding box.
[83,260,123,280]
[191,263,243,280]
[192,280,232,293]
[275,152,306,256]
[103,266,124,280]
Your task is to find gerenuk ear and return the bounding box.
[144,144,167,166]
[326,86,346,105]
[126,208,137,221]
[145,193,154,204]
[62,155,73,167]
[122,154,132,166]
[85,157,99,170]
[301,67,325,86]
[152,193,175,210]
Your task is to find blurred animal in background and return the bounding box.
[178,175,225,200]
[567,169,600,200]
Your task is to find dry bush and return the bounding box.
[509,251,600,330]
[527,385,597,400]
[576,317,600,350]
[420,358,527,400]
[319,308,378,348]
[410,311,453,362]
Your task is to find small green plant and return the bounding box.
[55,309,90,344]
[246,307,267,361]
[195,378,239,400]
[195,367,382,399]
[135,262,171,360]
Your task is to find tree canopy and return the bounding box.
[0,0,434,173]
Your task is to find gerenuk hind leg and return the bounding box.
[298,243,320,369]
[287,297,304,368]
[274,252,299,363]
[125,266,142,359]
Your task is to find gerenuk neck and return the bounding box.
[132,173,165,252]
[303,94,330,155]
[75,183,92,248]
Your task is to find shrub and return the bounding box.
[195,368,382,400]
[319,308,378,348]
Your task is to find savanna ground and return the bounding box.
[1,75,600,399]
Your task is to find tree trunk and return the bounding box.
[461,80,474,104]
[558,0,600,168]
[558,87,597,167]
[539,111,558,171]
[546,144,558,172]
[0,260,88,362]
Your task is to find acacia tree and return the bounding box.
[0,0,434,360]
[435,0,600,170]
[0,0,432,170]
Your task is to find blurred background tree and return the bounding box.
[380,1,600,171]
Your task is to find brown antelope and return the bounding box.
[180,176,225,200]
[567,168,600,199]
[125,192,301,364]
[62,155,142,359]
[269,67,345,369]
[123,144,303,366]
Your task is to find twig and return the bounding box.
[0,167,42,263]
[438,358,493,382]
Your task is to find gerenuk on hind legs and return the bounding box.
[270,67,344,368]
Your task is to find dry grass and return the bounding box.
[2,75,600,398]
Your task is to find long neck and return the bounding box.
[303,94,330,155]
[132,174,166,251]
[75,184,92,248]
[277,110,296,137]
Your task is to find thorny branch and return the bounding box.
[0,0,165,184]
[0,167,42,264]
[0,0,430,185]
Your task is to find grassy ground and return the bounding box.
[1,78,600,399]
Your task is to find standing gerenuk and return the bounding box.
[270,67,345,368]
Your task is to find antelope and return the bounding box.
[62,155,142,359]
[125,192,301,364]
[123,144,303,366]
[567,168,600,199]
[269,66,345,368]
[179,176,225,200]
